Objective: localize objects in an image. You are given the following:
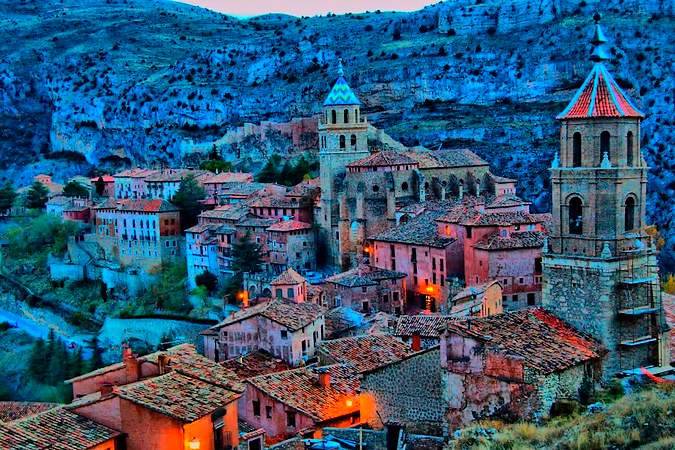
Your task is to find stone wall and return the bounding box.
[360,348,445,437]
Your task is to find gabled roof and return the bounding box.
[202,172,254,184]
[220,351,291,380]
[557,63,644,120]
[115,198,179,213]
[395,315,457,338]
[116,371,240,423]
[369,210,454,248]
[346,151,418,168]
[446,308,606,374]
[325,264,406,288]
[205,299,325,332]
[403,149,488,169]
[247,365,359,422]
[318,335,415,374]
[0,422,44,450]
[473,230,546,251]
[10,407,121,450]
[323,76,360,106]
[271,267,306,285]
[267,219,312,232]
[0,402,59,423]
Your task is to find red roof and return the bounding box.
[557,63,643,119]
[267,220,312,232]
[90,175,114,183]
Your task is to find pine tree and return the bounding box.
[231,232,263,274]
[171,174,206,229]
[256,158,279,183]
[0,183,17,214]
[94,176,106,196]
[28,338,47,381]
[63,181,89,198]
[25,181,49,209]
[87,336,104,372]
[68,347,85,379]
[47,337,67,385]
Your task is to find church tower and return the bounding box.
[542,15,670,377]
[318,60,369,268]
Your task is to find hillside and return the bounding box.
[0,0,673,269]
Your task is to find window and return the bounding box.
[275,288,283,299]
[512,294,519,302]
[344,109,349,123]
[351,134,356,147]
[466,227,472,238]
[600,131,611,160]
[361,286,367,293]
[411,248,417,262]
[372,185,379,192]
[339,135,346,149]
[286,411,296,427]
[280,330,288,339]
[625,196,636,231]
[401,182,409,191]
[252,400,260,417]
[626,131,634,166]
[266,406,272,419]
[534,257,542,273]
[572,132,582,167]
[568,196,583,234]
[287,288,294,298]
[527,293,536,306]
[331,110,337,124]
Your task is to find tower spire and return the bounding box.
[337,58,344,77]
[590,13,610,62]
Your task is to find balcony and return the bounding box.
[620,336,657,347]
[618,306,659,316]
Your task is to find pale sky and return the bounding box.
[176,0,438,17]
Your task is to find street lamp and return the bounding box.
[188,437,200,450]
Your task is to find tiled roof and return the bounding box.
[145,169,209,182]
[90,175,115,183]
[267,220,312,232]
[323,76,360,106]
[395,315,457,338]
[447,308,606,374]
[207,299,325,332]
[287,178,321,198]
[248,365,359,421]
[404,149,488,169]
[248,195,299,209]
[452,281,501,302]
[325,264,405,288]
[557,63,644,119]
[218,182,273,197]
[473,231,545,250]
[346,151,418,168]
[115,198,179,213]
[11,407,120,450]
[271,267,306,285]
[318,335,415,373]
[185,223,222,234]
[203,172,254,184]
[221,351,291,380]
[116,371,240,423]
[0,402,59,423]
[199,204,251,221]
[486,194,530,209]
[0,422,45,450]
[237,217,280,228]
[369,210,454,248]
[113,168,156,178]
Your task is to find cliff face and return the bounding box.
[0,0,673,269]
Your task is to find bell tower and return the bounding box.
[318,60,369,268]
[542,15,670,378]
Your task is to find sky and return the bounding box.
[177,1,438,17]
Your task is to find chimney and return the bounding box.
[157,353,170,375]
[318,370,331,388]
[99,383,114,396]
[411,333,421,352]
[124,348,141,383]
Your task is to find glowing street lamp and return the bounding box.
[188,437,201,450]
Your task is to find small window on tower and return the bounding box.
[626,131,634,166]
[624,196,636,231]
[351,134,356,147]
[568,196,583,234]
[340,135,346,149]
[600,131,611,161]
[572,132,582,167]
[344,109,349,123]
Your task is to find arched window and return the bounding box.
[401,182,409,191]
[626,131,634,166]
[339,135,345,149]
[572,132,582,167]
[355,109,359,123]
[568,196,583,235]
[350,134,356,147]
[600,131,610,161]
[331,110,337,124]
[344,109,349,123]
[624,196,636,231]
[372,185,380,193]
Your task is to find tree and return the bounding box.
[465,171,478,196]
[47,337,68,385]
[200,159,233,173]
[28,338,48,381]
[195,270,218,293]
[0,183,17,214]
[94,176,106,196]
[231,232,263,275]
[25,181,49,209]
[256,155,281,183]
[87,336,104,372]
[480,173,496,197]
[171,174,206,229]
[68,347,85,379]
[63,180,89,198]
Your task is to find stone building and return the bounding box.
[267,219,316,273]
[449,280,503,318]
[323,263,407,314]
[201,299,326,366]
[270,267,308,302]
[542,16,670,377]
[113,168,156,199]
[144,168,210,201]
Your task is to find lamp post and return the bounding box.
[188,437,200,450]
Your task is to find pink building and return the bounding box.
[249,195,314,223]
[270,268,309,302]
[202,172,255,200]
[267,220,316,272]
[201,299,326,366]
[323,264,407,314]
[370,209,455,312]
[240,365,359,443]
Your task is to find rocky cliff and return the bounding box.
[0,0,672,269]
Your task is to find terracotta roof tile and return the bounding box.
[0,402,59,423]
[447,308,606,374]
[267,220,312,232]
[145,169,209,182]
[271,268,306,285]
[404,149,488,168]
[203,172,254,184]
[116,371,240,423]
[207,299,325,332]
[473,231,545,250]
[318,335,415,373]
[0,422,46,450]
[395,315,457,338]
[221,351,291,380]
[370,210,454,248]
[11,407,120,450]
[114,198,179,213]
[113,168,157,178]
[325,264,405,288]
[248,365,359,421]
[346,151,418,168]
